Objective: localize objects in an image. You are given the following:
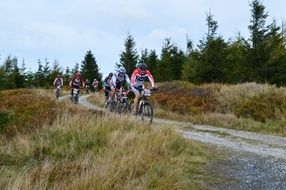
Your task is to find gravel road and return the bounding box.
[75,94,286,190]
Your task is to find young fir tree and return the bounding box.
[119,34,138,76]
[195,12,227,83]
[34,59,45,87]
[146,49,158,75]
[247,0,269,82]
[80,50,102,88]
[50,59,63,86]
[64,67,71,85]
[156,39,171,82]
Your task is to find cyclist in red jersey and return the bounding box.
[69,71,85,98]
[130,63,155,114]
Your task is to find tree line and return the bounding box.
[1,0,286,91]
[0,50,102,90]
[118,0,286,86]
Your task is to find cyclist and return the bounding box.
[110,66,131,101]
[53,74,63,87]
[92,78,99,92]
[103,73,113,100]
[53,74,64,98]
[130,63,155,114]
[69,72,85,98]
[85,79,90,93]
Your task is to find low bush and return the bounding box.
[152,81,220,114]
[235,91,286,122]
[0,89,63,137]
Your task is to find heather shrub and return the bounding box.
[0,89,63,137]
[152,81,220,114]
[235,91,286,122]
[215,82,286,122]
[215,82,283,113]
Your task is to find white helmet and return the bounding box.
[115,66,126,74]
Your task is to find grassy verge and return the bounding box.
[0,109,218,189]
[87,92,106,108]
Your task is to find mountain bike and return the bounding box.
[72,88,80,104]
[116,90,130,115]
[85,84,90,94]
[105,91,116,113]
[130,87,157,125]
[105,90,130,114]
[55,85,61,99]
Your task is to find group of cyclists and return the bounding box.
[103,63,156,115]
[53,73,99,95]
[53,62,156,115]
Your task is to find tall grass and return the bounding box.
[0,111,211,189]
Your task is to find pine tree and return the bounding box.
[81,50,102,88]
[156,38,173,82]
[13,61,25,88]
[50,59,63,86]
[0,56,17,89]
[34,59,45,87]
[194,12,227,83]
[64,67,71,85]
[71,62,79,75]
[119,34,138,76]
[247,0,269,81]
[139,49,148,64]
[146,50,158,74]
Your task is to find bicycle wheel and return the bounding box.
[129,100,135,114]
[106,100,116,113]
[119,100,130,115]
[141,102,153,125]
[56,89,60,99]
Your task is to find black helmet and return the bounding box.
[108,72,113,77]
[138,63,147,71]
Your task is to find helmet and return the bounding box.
[115,66,126,74]
[138,63,147,75]
[108,72,113,77]
[75,72,81,77]
[138,63,147,71]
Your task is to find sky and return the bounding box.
[0,0,286,77]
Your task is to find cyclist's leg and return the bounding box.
[132,86,143,114]
[104,87,110,100]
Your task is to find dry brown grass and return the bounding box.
[0,111,212,190]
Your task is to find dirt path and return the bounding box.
[73,94,286,189]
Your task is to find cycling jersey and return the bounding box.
[111,72,131,90]
[69,75,85,88]
[72,78,81,88]
[53,77,63,86]
[92,80,98,87]
[131,68,155,88]
[103,76,112,87]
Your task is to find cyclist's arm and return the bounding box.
[146,70,155,88]
[60,78,64,86]
[110,75,116,90]
[130,70,138,87]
